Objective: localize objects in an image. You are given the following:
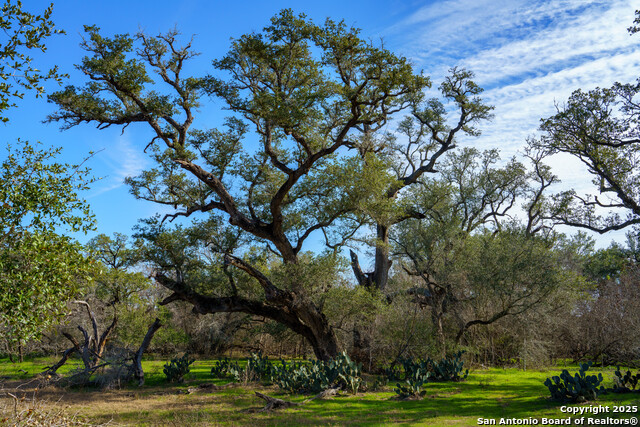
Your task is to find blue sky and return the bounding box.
[3,0,639,248]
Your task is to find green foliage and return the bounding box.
[544,362,605,402]
[382,365,403,381]
[163,353,195,383]
[369,376,388,391]
[0,0,66,121]
[428,351,469,382]
[210,357,240,379]
[246,351,276,381]
[46,9,434,359]
[0,141,95,345]
[209,351,363,394]
[613,368,640,392]
[210,352,278,383]
[398,351,469,383]
[583,242,631,281]
[272,352,362,395]
[392,351,469,399]
[394,368,429,399]
[0,140,94,235]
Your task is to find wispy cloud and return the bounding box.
[89,137,149,198]
[388,0,608,70]
[384,0,639,245]
[459,2,635,85]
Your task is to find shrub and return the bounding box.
[210,352,276,383]
[391,351,469,398]
[382,365,403,381]
[544,362,605,402]
[163,353,195,383]
[246,351,276,381]
[428,351,469,381]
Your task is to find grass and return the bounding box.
[1,357,639,426]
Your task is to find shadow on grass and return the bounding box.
[4,361,640,426]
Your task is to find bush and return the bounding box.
[246,351,276,381]
[544,362,605,402]
[391,351,469,399]
[209,351,363,394]
[210,352,276,383]
[163,353,195,383]
[428,351,469,381]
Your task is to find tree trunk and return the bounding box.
[289,303,338,361]
[131,318,162,386]
[373,224,392,292]
[435,312,446,358]
[351,327,371,367]
[350,224,392,292]
[156,270,339,361]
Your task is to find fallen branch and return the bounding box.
[305,387,339,402]
[254,392,301,412]
[254,388,340,412]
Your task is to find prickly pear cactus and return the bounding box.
[613,367,640,392]
[163,353,195,383]
[544,362,605,402]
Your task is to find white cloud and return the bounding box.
[389,0,613,66]
[89,137,149,198]
[475,50,640,155]
[459,1,635,85]
[384,0,640,246]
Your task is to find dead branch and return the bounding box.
[254,388,339,412]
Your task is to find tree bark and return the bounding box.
[131,318,162,386]
[44,346,77,375]
[349,224,392,292]
[373,224,392,292]
[155,270,339,361]
[349,250,373,289]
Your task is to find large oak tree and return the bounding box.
[48,11,428,360]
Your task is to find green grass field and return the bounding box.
[1,357,639,426]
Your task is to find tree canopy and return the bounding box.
[47,10,430,360]
[0,0,65,121]
[536,84,640,233]
[0,140,95,344]
[535,15,640,234]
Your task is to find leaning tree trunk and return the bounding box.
[131,318,163,386]
[293,305,338,361]
[155,255,339,362]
